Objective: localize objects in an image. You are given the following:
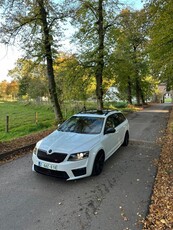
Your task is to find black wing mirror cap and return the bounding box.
[104,127,116,134]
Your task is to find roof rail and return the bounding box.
[79,109,102,114]
[78,108,117,115]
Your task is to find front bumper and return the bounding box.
[32,154,90,180]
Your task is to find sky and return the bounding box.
[0,0,144,82]
[0,44,21,81]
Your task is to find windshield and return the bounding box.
[58,116,104,134]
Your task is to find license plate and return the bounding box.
[38,162,58,171]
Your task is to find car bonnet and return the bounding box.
[38,130,101,154]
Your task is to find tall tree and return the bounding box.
[109,27,134,104]
[6,80,19,99]
[69,0,121,110]
[37,0,63,121]
[112,9,149,104]
[145,0,173,90]
[0,0,65,122]
[0,80,8,99]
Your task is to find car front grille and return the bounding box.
[34,165,69,179]
[37,149,67,163]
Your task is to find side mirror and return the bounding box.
[104,127,116,134]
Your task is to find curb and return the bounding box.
[0,143,36,161]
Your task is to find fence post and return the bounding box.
[6,115,9,133]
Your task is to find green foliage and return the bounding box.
[114,102,128,108]
[104,101,127,109]
[141,75,159,100]
[71,0,121,75]
[147,0,173,89]
[8,58,49,99]
[54,54,94,102]
[69,0,124,109]
[109,9,151,104]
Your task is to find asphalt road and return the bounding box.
[0,103,172,230]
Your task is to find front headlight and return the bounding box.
[33,147,38,155]
[68,151,89,161]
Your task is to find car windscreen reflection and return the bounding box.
[58,116,104,134]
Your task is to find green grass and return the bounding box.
[0,101,55,141]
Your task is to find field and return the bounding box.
[0,101,56,142]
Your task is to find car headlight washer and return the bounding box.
[33,147,38,155]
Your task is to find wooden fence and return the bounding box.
[4,112,39,133]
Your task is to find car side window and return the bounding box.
[117,113,126,124]
[105,116,115,130]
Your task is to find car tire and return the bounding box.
[92,151,105,176]
[122,131,129,146]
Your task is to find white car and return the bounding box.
[32,110,129,180]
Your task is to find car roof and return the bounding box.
[74,109,122,117]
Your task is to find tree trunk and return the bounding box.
[38,0,63,122]
[96,73,103,110]
[96,0,104,111]
[133,45,142,105]
[127,76,132,104]
[141,89,145,104]
[135,77,141,105]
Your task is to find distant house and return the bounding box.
[158,83,173,103]
[104,86,119,101]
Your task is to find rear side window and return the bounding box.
[105,113,126,129]
[105,114,120,128]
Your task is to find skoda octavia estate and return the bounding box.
[32,109,129,180]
